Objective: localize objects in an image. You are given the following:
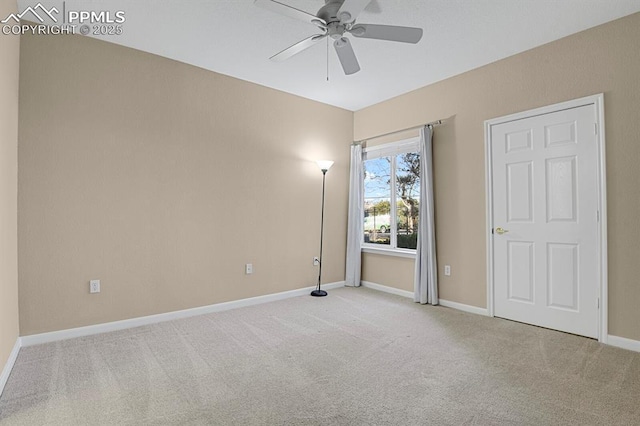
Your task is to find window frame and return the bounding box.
[362,137,420,257]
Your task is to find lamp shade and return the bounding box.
[316,160,334,172]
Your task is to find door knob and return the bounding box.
[495,227,509,235]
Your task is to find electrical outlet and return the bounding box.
[245,263,253,275]
[89,279,100,294]
[313,257,320,266]
[444,265,451,276]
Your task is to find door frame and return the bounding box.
[484,94,608,342]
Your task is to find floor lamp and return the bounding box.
[311,160,334,297]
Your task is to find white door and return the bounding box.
[491,104,599,338]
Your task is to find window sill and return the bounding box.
[361,246,417,259]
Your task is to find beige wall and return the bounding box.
[0,0,20,373]
[355,12,640,341]
[362,254,414,293]
[18,33,353,335]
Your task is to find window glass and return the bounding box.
[364,157,391,245]
[362,143,421,251]
[396,152,420,249]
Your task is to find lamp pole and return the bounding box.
[311,160,333,297]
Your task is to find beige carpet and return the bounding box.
[1,287,639,425]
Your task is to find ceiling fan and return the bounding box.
[255,0,423,75]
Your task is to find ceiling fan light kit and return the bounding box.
[255,0,423,75]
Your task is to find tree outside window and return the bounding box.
[396,152,420,249]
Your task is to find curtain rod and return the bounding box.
[354,120,444,144]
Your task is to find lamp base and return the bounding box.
[310,289,328,297]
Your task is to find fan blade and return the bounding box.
[255,0,326,28]
[270,34,327,62]
[334,37,360,75]
[337,0,371,23]
[366,0,382,14]
[349,24,423,43]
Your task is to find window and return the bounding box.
[363,138,420,252]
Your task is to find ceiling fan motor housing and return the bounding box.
[318,0,348,39]
[318,1,345,24]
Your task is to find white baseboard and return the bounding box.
[361,281,489,316]
[361,281,414,299]
[21,282,345,347]
[362,282,636,346]
[607,335,640,353]
[0,337,21,397]
[438,299,490,317]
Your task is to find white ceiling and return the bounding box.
[19,0,640,111]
